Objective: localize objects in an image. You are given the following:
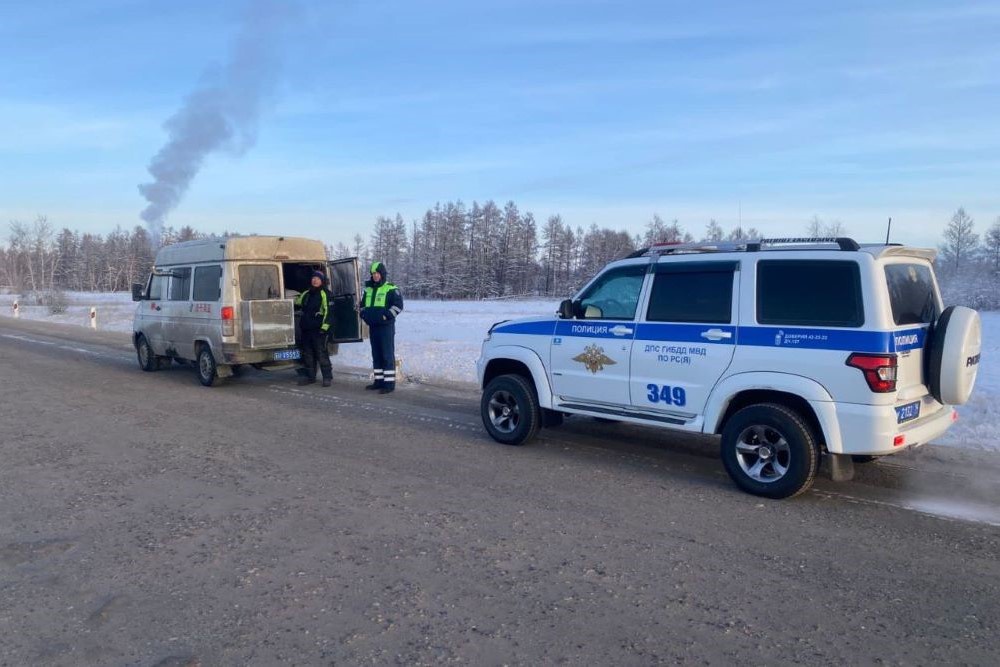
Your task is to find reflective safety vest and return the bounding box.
[296,288,330,332]
[363,283,398,308]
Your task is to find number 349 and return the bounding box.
[647,384,686,406]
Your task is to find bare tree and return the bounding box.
[940,207,979,275]
[984,217,1000,273]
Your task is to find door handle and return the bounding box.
[700,328,731,341]
[610,325,633,336]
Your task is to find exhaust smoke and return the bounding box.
[138,1,295,244]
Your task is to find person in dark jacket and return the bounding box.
[295,270,333,387]
[360,261,403,393]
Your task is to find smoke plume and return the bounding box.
[138,1,294,243]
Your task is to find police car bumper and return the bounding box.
[817,399,955,455]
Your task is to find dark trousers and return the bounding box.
[369,324,395,385]
[301,330,332,380]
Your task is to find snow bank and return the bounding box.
[2,292,997,452]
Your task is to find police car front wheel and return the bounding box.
[720,404,819,499]
[481,374,541,446]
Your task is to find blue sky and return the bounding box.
[1,0,999,248]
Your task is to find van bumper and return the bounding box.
[221,344,300,366]
[815,399,956,455]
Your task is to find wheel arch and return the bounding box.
[192,337,214,360]
[481,346,553,409]
[706,373,843,452]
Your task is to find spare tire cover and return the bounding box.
[928,305,981,405]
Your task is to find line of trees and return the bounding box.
[332,201,761,299]
[2,204,997,308]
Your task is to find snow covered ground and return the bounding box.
[1,292,996,451]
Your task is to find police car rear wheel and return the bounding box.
[197,347,219,387]
[481,374,540,446]
[721,404,819,499]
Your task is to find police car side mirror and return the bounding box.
[557,299,575,319]
[132,283,146,302]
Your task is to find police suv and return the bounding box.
[476,238,981,499]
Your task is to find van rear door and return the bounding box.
[326,257,363,343]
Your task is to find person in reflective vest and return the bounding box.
[295,271,333,387]
[360,261,403,393]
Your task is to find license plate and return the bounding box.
[274,349,300,361]
[895,401,920,424]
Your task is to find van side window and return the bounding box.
[193,265,223,302]
[647,264,734,324]
[757,260,864,327]
[148,274,167,300]
[577,264,646,320]
[168,267,192,301]
[239,265,280,300]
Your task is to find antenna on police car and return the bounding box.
[885,217,892,244]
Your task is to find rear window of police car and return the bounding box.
[884,264,938,325]
[757,260,864,327]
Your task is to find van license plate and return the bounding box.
[895,401,920,424]
[274,349,300,361]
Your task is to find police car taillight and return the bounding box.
[221,306,235,337]
[846,353,897,393]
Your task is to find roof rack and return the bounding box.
[745,237,860,251]
[627,236,860,258]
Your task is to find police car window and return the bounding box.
[647,269,733,323]
[239,265,281,300]
[148,274,166,300]
[193,265,223,302]
[757,260,864,327]
[578,265,646,320]
[885,264,938,325]
[168,267,192,301]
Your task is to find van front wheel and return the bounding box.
[197,346,220,387]
[136,335,163,372]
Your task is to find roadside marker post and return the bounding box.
[12,299,18,318]
[89,307,97,330]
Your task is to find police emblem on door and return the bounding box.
[573,344,617,374]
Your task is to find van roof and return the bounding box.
[154,235,327,266]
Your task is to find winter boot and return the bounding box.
[379,384,395,394]
[297,377,316,386]
[322,378,332,387]
[365,381,383,391]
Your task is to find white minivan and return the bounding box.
[132,235,362,386]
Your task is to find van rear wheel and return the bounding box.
[197,346,220,387]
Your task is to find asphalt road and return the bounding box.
[1,316,999,666]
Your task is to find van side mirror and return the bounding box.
[557,299,575,319]
[132,283,146,301]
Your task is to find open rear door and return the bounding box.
[326,257,363,343]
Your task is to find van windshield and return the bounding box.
[239,265,281,300]
[885,264,939,325]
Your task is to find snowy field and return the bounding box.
[1,292,996,451]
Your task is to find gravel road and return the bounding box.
[1,317,999,665]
